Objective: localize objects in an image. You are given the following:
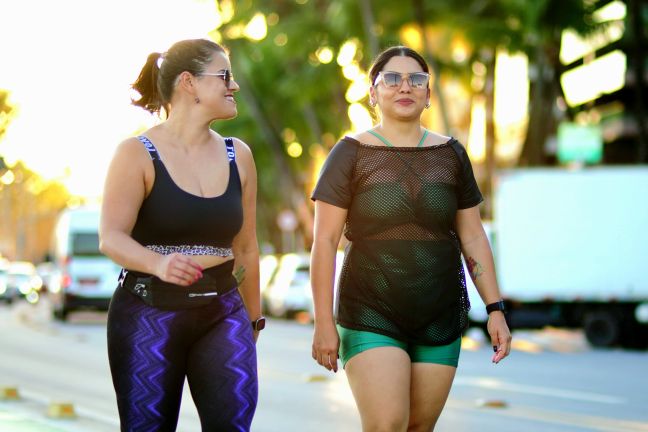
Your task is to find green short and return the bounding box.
[337,325,461,368]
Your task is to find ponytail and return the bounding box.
[131,52,165,114]
[130,39,226,115]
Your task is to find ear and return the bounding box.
[178,71,197,95]
[369,86,377,106]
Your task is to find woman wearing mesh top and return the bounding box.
[100,39,263,431]
[310,46,511,431]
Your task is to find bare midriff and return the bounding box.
[193,255,235,270]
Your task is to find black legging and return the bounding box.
[107,283,257,431]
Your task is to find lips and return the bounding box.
[225,94,236,103]
[396,98,414,105]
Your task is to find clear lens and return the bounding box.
[382,72,402,87]
[199,70,233,88]
[223,70,232,87]
[379,72,429,88]
[410,73,429,88]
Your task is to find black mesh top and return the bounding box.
[311,136,483,345]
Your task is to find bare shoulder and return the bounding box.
[230,137,255,165]
[425,130,452,146]
[112,136,154,166]
[349,131,375,146]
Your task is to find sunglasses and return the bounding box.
[198,69,234,88]
[374,71,430,89]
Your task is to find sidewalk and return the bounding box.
[0,397,116,432]
[0,407,70,432]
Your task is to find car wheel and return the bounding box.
[583,311,620,347]
[53,307,69,321]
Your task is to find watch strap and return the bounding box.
[486,300,506,314]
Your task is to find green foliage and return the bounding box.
[0,89,16,142]
[211,0,609,246]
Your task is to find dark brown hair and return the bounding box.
[368,46,429,86]
[131,39,226,114]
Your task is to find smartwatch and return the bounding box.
[251,317,266,331]
[486,300,506,314]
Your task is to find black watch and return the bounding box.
[251,317,266,331]
[486,300,506,314]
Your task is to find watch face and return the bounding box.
[253,317,266,331]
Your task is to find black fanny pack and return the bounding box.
[119,268,237,310]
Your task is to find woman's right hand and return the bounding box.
[312,320,340,373]
[155,253,203,285]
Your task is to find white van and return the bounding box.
[49,206,121,320]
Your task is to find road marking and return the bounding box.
[20,389,120,427]
[447,399,648,432]
[455,376,625,404]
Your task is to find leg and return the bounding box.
[407,364,456,432]
[107,287,188,432]
[407,338,461,432]
[187,290,258,432]
[345,346,412,432]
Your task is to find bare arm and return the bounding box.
[310,200,347,372]
[230,140,261,331]
[456,206,511,363]
[99,138,202,285]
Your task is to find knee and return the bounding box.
[363,414,409,432]
[407,415,438,432]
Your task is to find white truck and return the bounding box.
[468,167,648,348]
[49,206,121,320]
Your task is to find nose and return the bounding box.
[398,77,412,92]
[230,79,240,92]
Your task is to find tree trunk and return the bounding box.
[629,0,648,163]
[412,0,451,133]
[234,70,311,251]
[359,0,379,60]
[483,50,496,219]
[520,41,561,166]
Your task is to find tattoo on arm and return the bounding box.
[234,265,246,284]
[466,257,484,280]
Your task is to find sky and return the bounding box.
[0,0,219,198]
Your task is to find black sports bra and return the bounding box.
[130,136,243,257]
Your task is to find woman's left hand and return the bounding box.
[487,311,511,364]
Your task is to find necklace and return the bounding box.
[368,129,428,148]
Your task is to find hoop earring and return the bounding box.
[369,100,376,108]
[195,97,200,104]
[425,101,431,109]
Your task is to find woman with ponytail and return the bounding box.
[99,38,262,431]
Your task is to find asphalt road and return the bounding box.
[1,298,647,432]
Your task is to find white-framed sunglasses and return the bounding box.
[373,71,430,89]
[198,69,234,88]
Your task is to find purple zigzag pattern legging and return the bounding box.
[107,284,257,432]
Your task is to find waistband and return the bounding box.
[122,259,235,280]
[118,260,237,310]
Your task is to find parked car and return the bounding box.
[259,254,280,296]
[0,258,13,304]
[33,262,57,294]
[6,261,42,303]
[263,251,344,321]
[263,253,310,318]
